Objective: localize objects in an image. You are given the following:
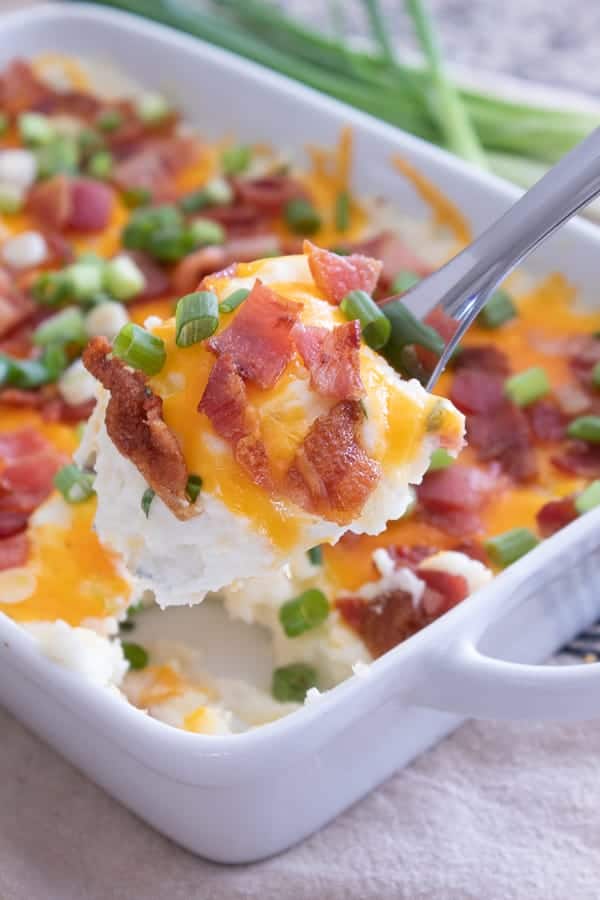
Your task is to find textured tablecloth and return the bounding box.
[3,2,600,898]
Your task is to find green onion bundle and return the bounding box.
[83,0,599,193]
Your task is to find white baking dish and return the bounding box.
[3,2,600,864]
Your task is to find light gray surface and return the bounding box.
[2,2,600,898]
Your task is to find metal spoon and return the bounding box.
[390,127,600,390]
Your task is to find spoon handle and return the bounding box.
[396,127,600,389]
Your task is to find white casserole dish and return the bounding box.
[3,2,600,864]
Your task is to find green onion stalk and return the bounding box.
[81,0,600,205]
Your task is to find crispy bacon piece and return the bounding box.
[355,230,432,291]
[202,204,270,237]
[336,589,429,658]
[83,337,194,520]
[35,89,102,120]
[418,568,469,616]
[450,369,505,415]
[416,465,498,538]
[171,235,280,296]
[0,532,29,572]
[0,510,29,539]
[551,441,600,478]
[28,176,114,233]
[526,399,565,443]
[386,544,437,570]
[467,402,537,483]
[232,175,307,214]
[0,60,50,115]
[112,136,201,202]
[453,344,511,375]
[419,506,483,538]
[452,539,489,564]
[208,281,301,389]
[304,241,382,306]
[286,400,381,525]
[554,383,591,417]
[568,335,600,387]
[0,268,35,341]
[293,320,364,401]
[0,386,95,425]
[536,496,578,538]
[0,427,65,518]
[198,354,271,490]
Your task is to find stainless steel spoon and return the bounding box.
[388,127,600,390]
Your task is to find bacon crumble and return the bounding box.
[293,320,365,401]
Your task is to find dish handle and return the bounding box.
[409,635,600,721]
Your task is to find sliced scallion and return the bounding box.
[188,217,225,247]
[504,366,550,407]
[66,261,105,301]
[18,112,55,147]
[122,642,149,670]
[113,322,166,375]
[334,189,350,232]
[221,143,252,175]
[186,473,203,502]
[146,224,196,262]
[35,137,80,178]
[175,291,219,347]
[478,289,517,328]
[575,480,600,515]
[136,92,170,125]
[307,545,323,566]
[567,415,600,444]
[220,288,250,313]
[122,186,153,208]
[103,255,146,302]
[484,527,539,567]
[54,464,95,504]
[33,307,87,347]
[592,361,600,390]
[382,298,444,373]
[272,662,318,703]
[141,487,155,518]
[284,197,322,235]
[391,270,421,294]
[97,108,123,132]
[340,289,391,350]
[279,588,329,637]
[428,448,453,471]
[122,204,183,250]
[88,150,114,179]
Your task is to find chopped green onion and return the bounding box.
[504,366,550,407]
[188,217,225,247]
[54,464,95,504]
[122,642,149,670]
[122,186,153,208]
[272,662,318,703]
[575,480,600,515]
[340,289,391,350]
[284,197,322,235]
[113,323,166,375]
[119,619,135,632]
[307,545,323,566]
[484,527,539,567]
[179,177,233,213]
[220,288,250,313]
[477,289,517,328]
[127,600,145,617]
[33,307,87,347]
[0,113,8,137]
[567,416,600,444]
[122,204,183,250]
[97,108,123,132]
[31,271,69,306]
[334,189,350,232]
[0,354,45,389]
[103,255,146,302]
[136,92,170,124]
[41,344,68,381]
[175,291,219,347]
[141,487,155,517]
[66,261,105,300]
[18,112,55,146]
[592,361,600,390]
[0,184,23,214]
[391,271,421,294]
[382,298,444,373]
[279,588,329,637]
[146,224,196,262]
[35,137,80,178]
[186,474,203,502]
[221,143,252,175]
[428,448,453,471]
[88,150,114,179]
[78,127,104,156]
